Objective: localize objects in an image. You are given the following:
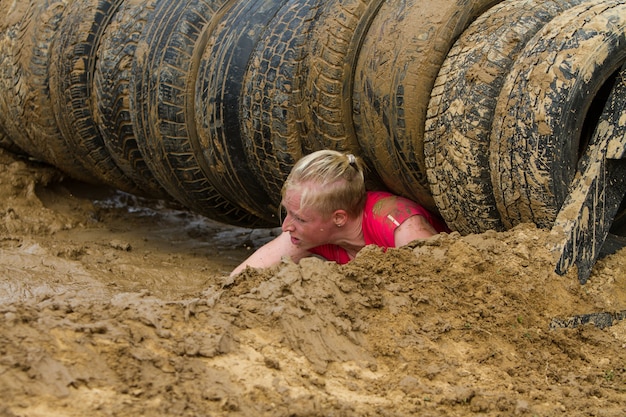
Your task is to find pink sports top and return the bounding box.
[309,191,449,264]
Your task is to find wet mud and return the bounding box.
[1,147,625,416]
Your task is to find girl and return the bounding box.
[231,150,448,275]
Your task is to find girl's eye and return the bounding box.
[281,207,305,224]
[291,212,306,223]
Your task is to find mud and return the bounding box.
[1,146,626,416]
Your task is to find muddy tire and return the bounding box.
[601,67,626,237]
[238,0,385,209]
[424,0,586,234]
[239,0,323,207]
[1,0,92,170]
[0,124,23,155]
[353,0,502,213]
[490,0,626,229]
[0,3,28,157]
[15,0,101,182]
[50,0,140,191]
[195,0,299,221]
[93,0,169,199]
[131,0,267,227]
[299,0,384,155]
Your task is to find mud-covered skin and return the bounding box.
[49,0,142,193]
[94,0,169,199]
[490,0,626,229]
[424,0,587,235]
[353,0,502,214]
[195,0,289,223]
[131,0,267,228]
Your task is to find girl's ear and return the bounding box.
[333,210,348,227]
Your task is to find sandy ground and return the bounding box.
[0,146,625,416]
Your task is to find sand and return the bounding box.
[0,147,625,416]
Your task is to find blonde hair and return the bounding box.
[282,150,367,218]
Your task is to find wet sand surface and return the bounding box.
[1,148,625,416]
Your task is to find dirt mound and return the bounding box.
[1,148,625,416]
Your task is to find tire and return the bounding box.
[424,0,587,235]
[552,64,626,281]
[50,0,140,191]
[195,0,297,222]
[0,124,24,155]
[353,0,503,213]
[490,0,626,229]
[93,0,169,199]
[131,0,268,228]
[298,0,385,155]
[0,4,28,157]
[0,1,112,182]
[239,0,323,207]
[238,0,385,210]
[4,0,100,182]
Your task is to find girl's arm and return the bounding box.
[230,231,311,276]
[394,215,438,247]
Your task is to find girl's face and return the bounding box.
[281,186,335,249]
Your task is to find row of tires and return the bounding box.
[0,0,625,233]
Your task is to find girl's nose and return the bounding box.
[281,214,294,232]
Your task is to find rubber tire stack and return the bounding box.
[0,0,625,234]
